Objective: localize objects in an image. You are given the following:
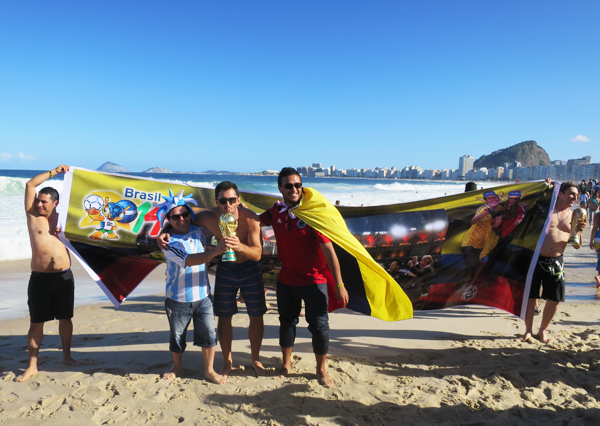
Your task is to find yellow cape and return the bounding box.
[294,188,413,321]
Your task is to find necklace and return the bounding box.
[557,210,569,225]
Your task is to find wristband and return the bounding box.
[48,170,54,178]
[336,283,345,288]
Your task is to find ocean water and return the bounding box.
[0,169,483,262]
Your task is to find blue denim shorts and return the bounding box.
[165,296,217,353]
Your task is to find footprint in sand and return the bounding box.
[0,392,18,402]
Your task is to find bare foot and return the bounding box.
[205,370,225,385]
[219,360,232,379]
[278,365,291,379]
[317,371,335,388]
[520,332,533,342]
[536,331,550,344]
[63,356,80,366]
[162,365,181,380]
[16,366,38,382]
[595,275,600,288]
[252,360,266,376]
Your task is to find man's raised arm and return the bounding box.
[25,165,69,214]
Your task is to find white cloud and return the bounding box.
[571,134,591,143]
[15,152,37,161]
[0,152,37,163]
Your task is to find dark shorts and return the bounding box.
[28,269,75,323]
[529,255,565,303]
[214,259,267,318]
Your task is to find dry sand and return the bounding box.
[1,241,599,425]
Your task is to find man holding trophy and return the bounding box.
[158,181,266,380]
[521,181,586,344]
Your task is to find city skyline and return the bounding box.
[296,154,598,182]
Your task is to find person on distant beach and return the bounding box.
[18,165,79,382]
[158,181,266,380]
[589,208,600,288]
[465,182,477,192]
[521,181,586,344]
[158,191,225,384]
[580,190,588,209]
[587,192,598,226]
[259,167,349,387]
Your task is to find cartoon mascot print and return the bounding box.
[84,194,138,240]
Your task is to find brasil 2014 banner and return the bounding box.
[57,167,557,321]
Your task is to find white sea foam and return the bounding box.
[320,181,490,207]
[0,180,65,261]
[0,176,28,197]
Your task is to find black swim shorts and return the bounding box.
[27,269,75,323]
[529,255,565,303]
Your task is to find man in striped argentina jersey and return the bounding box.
[161,200,228,384]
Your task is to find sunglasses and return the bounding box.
[169,211,190,221]
[283,182,302,190]
[217,197,238,205]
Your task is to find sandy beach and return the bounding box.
[1,241,599,425]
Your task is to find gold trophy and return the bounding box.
[219,213,238,262]
[567,208,587,249]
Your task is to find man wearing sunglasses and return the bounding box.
[259,167,349,387]
[159,194,226,384]
[158,181,265,380]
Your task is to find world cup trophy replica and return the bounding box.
[219,213,238,262]
[567,208,587,249]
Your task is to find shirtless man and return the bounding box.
[521,181,585,344]
[19,165,78,382]
[159,181,265,379]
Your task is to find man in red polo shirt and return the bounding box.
[260,167,349,387]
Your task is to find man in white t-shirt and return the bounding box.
[159,190,227,384]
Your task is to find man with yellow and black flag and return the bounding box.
[259,167,413,387]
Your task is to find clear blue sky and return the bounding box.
[1,1,598,173]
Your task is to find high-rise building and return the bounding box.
[458,155,474,179]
